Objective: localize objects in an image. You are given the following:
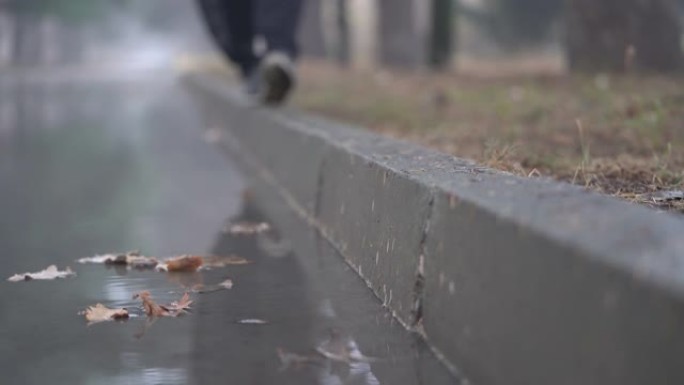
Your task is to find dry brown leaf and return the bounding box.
[80,303,129,323]
[225,222,271,235]
[133,291,169,317]
[201,255,251,269]
[156,255,203,272]
[133,291,192,317]
[7,265,76,282]
[167,292,193,312]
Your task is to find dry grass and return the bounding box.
[292,60,684,212]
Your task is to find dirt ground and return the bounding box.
[292,61,684,212]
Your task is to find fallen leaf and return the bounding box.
[125,255,160,268]
[80,303,129,324]
[225,222,270,235]
[201,255,251,269]
[156,255,203,272]
[77,251,158,269]
[133,291,192,317]
[168,292,193,313]
[77,254,119,264]
[133,291,168,317]
[238,319,268,324]
[8,265,76,282]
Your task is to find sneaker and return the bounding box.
[259,51,295,105]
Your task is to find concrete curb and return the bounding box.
[187,74,684,385]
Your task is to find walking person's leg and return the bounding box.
[196,0,259,90]
[255,0,303,59]
[196,0,304,104]
[254,0,304,104]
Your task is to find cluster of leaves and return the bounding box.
[8,252,247,326]
[78,251,250,272]
[6,217,274,342]
[79,291,195,325]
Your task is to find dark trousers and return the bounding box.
[196,0,303,75]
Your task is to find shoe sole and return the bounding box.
[261,63,293,105]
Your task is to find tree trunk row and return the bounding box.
[565,0,682,72]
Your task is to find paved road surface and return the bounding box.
[0,71,458,385]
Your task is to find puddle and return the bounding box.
[0,79,460,384]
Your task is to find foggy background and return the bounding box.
[1,0,681,75]
[0,0,209,70]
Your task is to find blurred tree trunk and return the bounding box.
[565,0,682,72]
[37,16,58,66]
[12,14,46,66]
[12,13,29,65]
[430,0,453,69]
[59,24,84,65]
[298,0,326,58]
[0,10,15,66]
[378,0,429,68]
[321,0,349,64]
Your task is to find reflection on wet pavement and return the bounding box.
[0,74,459,384]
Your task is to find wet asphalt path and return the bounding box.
[0,71,459,385]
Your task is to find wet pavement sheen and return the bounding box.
[0,73,458,385]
